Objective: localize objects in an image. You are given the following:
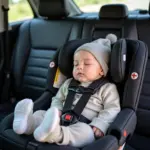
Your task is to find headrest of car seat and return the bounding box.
[58,38,126,83]
[99,4,128,19]
[38,0,68,19]
[110,39,126,83]
[58,39,91,78]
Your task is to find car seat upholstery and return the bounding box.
[82,4,138,40]
[10,0,83,101]
[0,38,147,150]
[124,14,150,150]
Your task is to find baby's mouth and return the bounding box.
[77,73,84,76]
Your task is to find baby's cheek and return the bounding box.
[87,70,94,76]
[72,70,77,78]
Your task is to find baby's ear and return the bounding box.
[99,69,104,76]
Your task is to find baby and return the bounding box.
[13,34,120,148]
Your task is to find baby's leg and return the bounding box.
[23,110,46,135]
[13,99,46,135]
[34,114,95,148]
[13,98,33,134]
[33,107,61,142]
[34,108,95,147]
[32,110,46,129]
[58,122,95,148]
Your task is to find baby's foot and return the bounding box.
[34,107,60,142]
[13,98,33,134]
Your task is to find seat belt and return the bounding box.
[0,1,11,103]
[149,1,150,15]
[61,77,108,126]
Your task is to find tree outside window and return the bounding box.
[9,0,33,22]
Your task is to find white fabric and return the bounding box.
[59,122,95,148]
[13,102,94,148]
[51,78,120,134]
[33,107,60,142]
[13,98,33,134]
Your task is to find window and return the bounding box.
[9,0,33,22]
[74,0,149,12]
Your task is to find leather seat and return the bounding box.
[4,0,83,102]
[82,4,138,40]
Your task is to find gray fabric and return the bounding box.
[74,36,113,76]
[59,122,95,148]
[51,78,120,134]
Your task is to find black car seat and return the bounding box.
[0,38,148,150]
[0,0,83,120]
[124,13,150,150]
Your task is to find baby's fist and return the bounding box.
[92,126,104,138]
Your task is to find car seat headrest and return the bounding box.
[99,4,128,19]
[110,39,126,83]
[58,39,91,78]
[38,0,68,19]
[58,38,126,83]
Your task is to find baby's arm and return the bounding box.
[50,78,72,114]
[90,83,121,136]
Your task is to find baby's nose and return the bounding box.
[77,64,83,70]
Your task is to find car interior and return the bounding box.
[0,0,150,150]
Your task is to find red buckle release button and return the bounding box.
[65,114,72,121]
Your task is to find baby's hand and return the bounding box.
[92,126,104,138]
[59,111,62,117]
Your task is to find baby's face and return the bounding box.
[73,50,104,83]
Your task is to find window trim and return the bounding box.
[28,0,39,18]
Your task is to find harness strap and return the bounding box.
[62,79,79,112]
[61,77,108,125]
[79,115,91,124]
[73,78,108,116]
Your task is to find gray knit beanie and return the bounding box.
[75,34,117,76]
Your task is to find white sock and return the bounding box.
[13,98,33,134]
[33,107,60,142]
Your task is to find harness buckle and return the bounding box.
[61,111,79,126]
[65,114,72,121]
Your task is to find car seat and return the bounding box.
[0,38,148,150]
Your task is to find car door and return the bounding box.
[0,0,38,102]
